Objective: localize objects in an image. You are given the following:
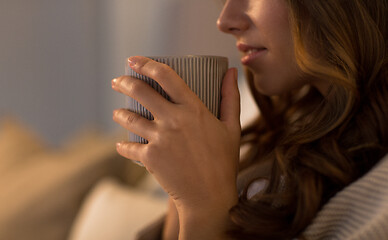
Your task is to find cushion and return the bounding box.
[68,177,167,240]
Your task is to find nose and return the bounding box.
[217,0,249,35]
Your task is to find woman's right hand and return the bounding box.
[113,57,241,239]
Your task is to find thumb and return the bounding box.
[220,68,241,132]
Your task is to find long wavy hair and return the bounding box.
[228,0,388,239]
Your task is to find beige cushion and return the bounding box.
[68,177,167,240]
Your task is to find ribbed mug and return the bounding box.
[125,55,228,165]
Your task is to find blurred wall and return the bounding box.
[0,0,99,145]
[0,0,240,145]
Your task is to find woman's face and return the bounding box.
[217,0,310,96]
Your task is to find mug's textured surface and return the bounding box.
[125,55,228,144]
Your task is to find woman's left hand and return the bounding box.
[112,56,241,225]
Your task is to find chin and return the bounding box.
[253,85,280,97]
[252,73,309,97]
[253,76,281,96]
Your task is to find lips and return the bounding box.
[237,43,267,65]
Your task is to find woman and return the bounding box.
[112,0,387,239]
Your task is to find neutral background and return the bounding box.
[0,0,256,146]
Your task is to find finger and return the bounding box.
[127,56,193,104]
[113,108,156,140]
[220,68,241,133]
[116,141,148,165]
[112,75,173,119]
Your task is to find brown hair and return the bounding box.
[228,0,388,239]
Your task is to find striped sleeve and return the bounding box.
[302,154,388,240]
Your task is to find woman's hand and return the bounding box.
[112,56,241,239]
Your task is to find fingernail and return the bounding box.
[116,142,122,149]
[112,109,119,118]
[112,78,118,88]
[128,57,137,67]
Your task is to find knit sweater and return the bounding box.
[302,154,388,239]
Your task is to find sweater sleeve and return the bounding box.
[301,154,388,239]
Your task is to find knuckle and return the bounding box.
[120,143,133,158]
[126,80,143,96]
[142,145,158,165]
[119,75,131,86]
[117,75,126,82]
[163,104,206,131]
[142,144,165,175]
[151,131,163,144]
[167,114,184,131]
[125,112,138,125]
[151,63,171,79]
[143,145,154,159]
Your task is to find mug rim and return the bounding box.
[127,55,228,62]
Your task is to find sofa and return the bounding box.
[0,116,167,240]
